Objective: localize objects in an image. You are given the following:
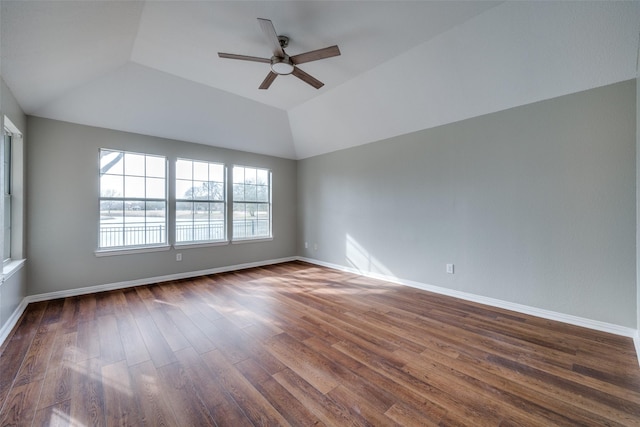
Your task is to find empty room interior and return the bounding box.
[1,1,640,425]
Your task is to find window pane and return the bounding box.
[124,153,145,176]
[256,168,268,185]
[145,201,166,244]
[100,150,123,175]
[100,174,123,197]
[256,184,269,202]
[4,135,10,195]
[176,159,192,180]
[146,177,165,199]
[244,167,256,185]
[233,166,244,183]
[176,179,192,199]
[233,183,244,202]
[4,195,10,260]
[193,161,208,181]
[210,164,224,182]
[192,181,209,200]
[100,200,124,248]
[210,182,224,200]
[245,183,257,202]
[124,176,145,198]
[146,156,165,178]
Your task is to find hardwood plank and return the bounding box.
[201,349,291,426]
[128,361,179,426]
[13,322,59,387]
[116,314,151,367]
[59,297,80,332]
[32,400,71,427]
[122,287,150,318]
[38,331,77,408]
[147,308,191,353]
[273,367,368,426]
[97,314,126,364]
[0,379,43,426]
[134,315,178,368]
[165,308,216,354]
[41,299,65,325]
[256,376,326,427]
[76,319,100,362]
[70,358,106,427]
[174,346,228,409]
[77,294,97,323]
[266,332,341,394]
[155,362,216,426]
[101,360,142,426]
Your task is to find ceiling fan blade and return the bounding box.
[291,45,341,65]
[259,71,278,90]
[218,53,271,63]
[258,18,285,57]
[292,67,324,89]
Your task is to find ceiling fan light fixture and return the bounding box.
[270,56,294,75]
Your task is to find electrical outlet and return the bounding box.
[446,263,454,274]
[176,253,182,262]
[304,241,308,249]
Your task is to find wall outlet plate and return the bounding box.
[446,263,454,274]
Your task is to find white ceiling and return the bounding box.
[1,1,639,159]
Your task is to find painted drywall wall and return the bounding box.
[298,80,636,328]
[26,117,297,296]
[0,76,27,333]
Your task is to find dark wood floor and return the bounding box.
[1,261,639,426]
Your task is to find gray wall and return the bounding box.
[26,117,297,296]
[298,80,636,328]
[0,76,27,330]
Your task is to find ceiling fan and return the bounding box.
[218,18,341,90]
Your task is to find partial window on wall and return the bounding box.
[99,149,167,249]
[232,165,271,240]
[176,158,226,244]
[2,130,11,262]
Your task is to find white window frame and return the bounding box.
[175,158,227,246]
[1,116,25,278]
[232,165,272,242]
[97,149,169,253]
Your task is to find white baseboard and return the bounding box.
[297,257,638,339]
[0,298,28,346]
[26,256,297,304]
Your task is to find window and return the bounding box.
[99,149,167,249]
[2,130,11,261]
[232,165,271,240]
[176,159,226,244]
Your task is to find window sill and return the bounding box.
[174,240,229,250]
[232,237,273,244]
[95,245,170,257]
[2,259,26,281]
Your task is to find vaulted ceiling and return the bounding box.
[1,1,639,159]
